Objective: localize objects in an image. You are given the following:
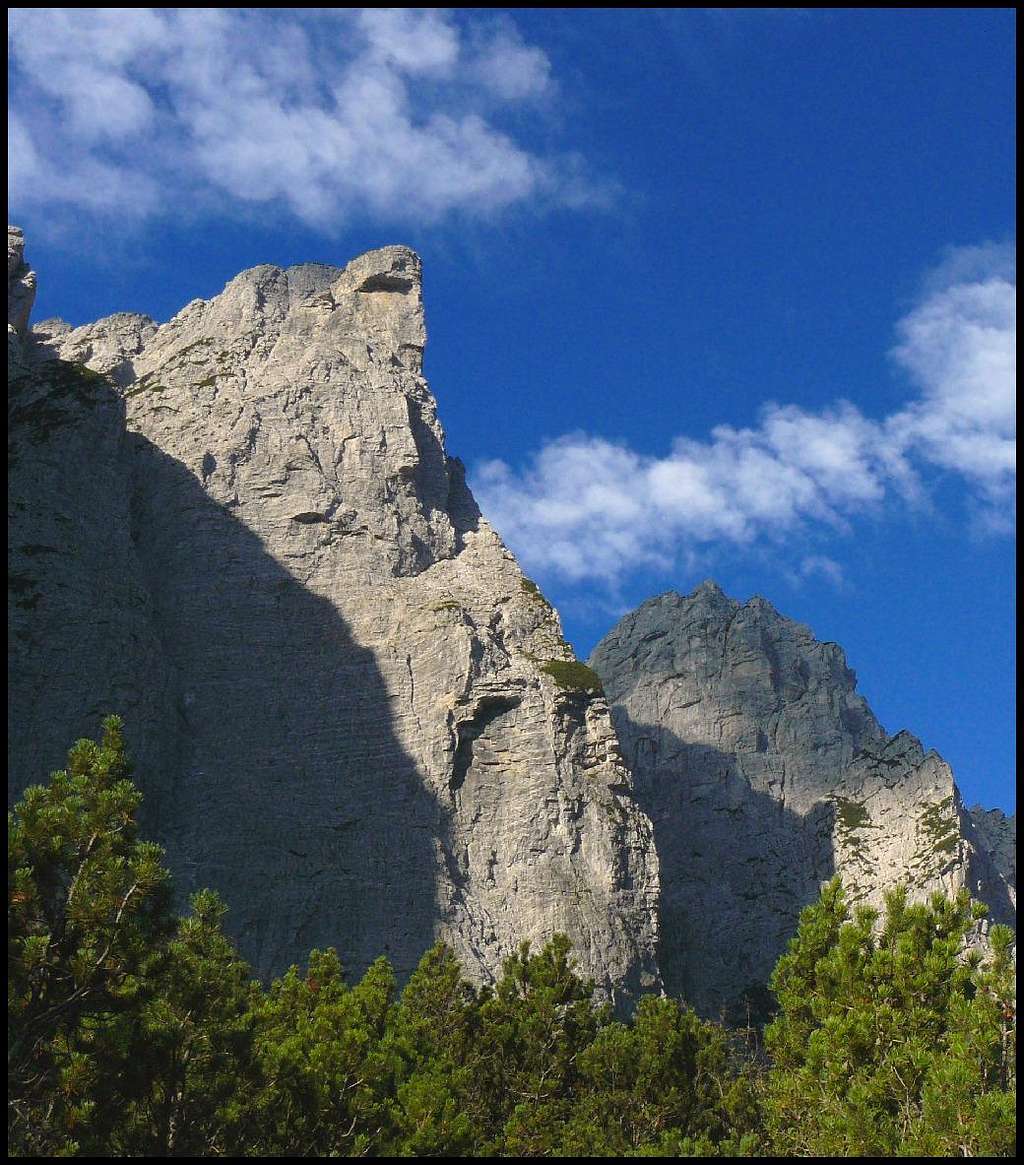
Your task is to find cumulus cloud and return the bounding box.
[475,246,1016,583]
[7,8,579,229]
[889,243,1016,524]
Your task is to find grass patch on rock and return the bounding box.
[833,797,870,832]
[539,659,604,694]
[919,796,959,856]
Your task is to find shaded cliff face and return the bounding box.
[9,236,175,830]
[8,228,660,1003]
[590,584,1015,1019]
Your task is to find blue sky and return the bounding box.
[9,9,1016,811]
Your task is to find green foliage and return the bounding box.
[8,724,1015,1157]
[8,359,113,445]
[243,949,397,1156]
[383,937,760,1157]
[539,995,761,1157]
[431,599,463,613]
[519,576,553,610]
[539,659,604,694]
[106,889,257,1156]
[918,797,960,856]
[468,935,607,1154]
[833,796,870,832]
[762,877,1016,1157]
[123,380,168,398]
[377,942,480,1155]
[8,716,174,1155]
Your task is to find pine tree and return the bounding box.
[8,718,259,1158]
[553,994,761,1156]
[8,717,174,1155]
[105,889,257,1156]
[382,942,479,1156]
[468,934,607,1155]
[763,877,1016,1157]
[243,949,397,1156]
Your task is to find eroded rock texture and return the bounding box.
[590,584,1015,1018]
[9,223,1012,1017]
[8,228,660,1003]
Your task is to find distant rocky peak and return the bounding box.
[603,582,871,730]
[590,582,1015,1017]
[629,582,790,628]
[606,584,735,639]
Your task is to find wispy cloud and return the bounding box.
[796,555,847,590]
[474,245,1016,584]
[8,9,585,230]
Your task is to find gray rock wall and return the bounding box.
[8,228,660,1004]
[591,585,1015,1018]
[9,222,1012,1018]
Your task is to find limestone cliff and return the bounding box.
[8,228,660,1003]
[590,584,1015,1018]
[9,225,1013,1017]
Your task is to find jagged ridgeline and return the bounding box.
[590,586,1015,1018]
[7,226,660,1005]
[7,226,1013,1018]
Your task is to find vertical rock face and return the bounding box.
[969,806,1017,890]
[8,230,660,1003]
[10,223,1012,1017]
[590,585,1015,1018]
[9,231,174,828]
[8,225,36,337]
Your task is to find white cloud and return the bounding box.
[475,245,1016,583]
[889,248,1015,520]
[467,22,555,101]
[8,8,581,229]
[798,555,846,589]
[353,9,461,76]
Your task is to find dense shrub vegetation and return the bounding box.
[538,659,604,693]
[8,720,1015,1156]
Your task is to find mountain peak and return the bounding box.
[590,584,1014,1016]
[336,244,422,294]
[10,236,660,1006]
[691,578,726,600]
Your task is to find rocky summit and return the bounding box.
[8,227,660,1005]
[8,227,1013,1017]
[590,585,1015,1018]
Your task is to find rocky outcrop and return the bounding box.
[9,222,1012,1018]
[8,226,36,337]
[969,806,1016,890]
[8,230,660,1004]
[590,584,1015,1018]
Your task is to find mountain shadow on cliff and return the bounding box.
[608,707,837,1024]
[9,359,181,818]
[125,434,459,983]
